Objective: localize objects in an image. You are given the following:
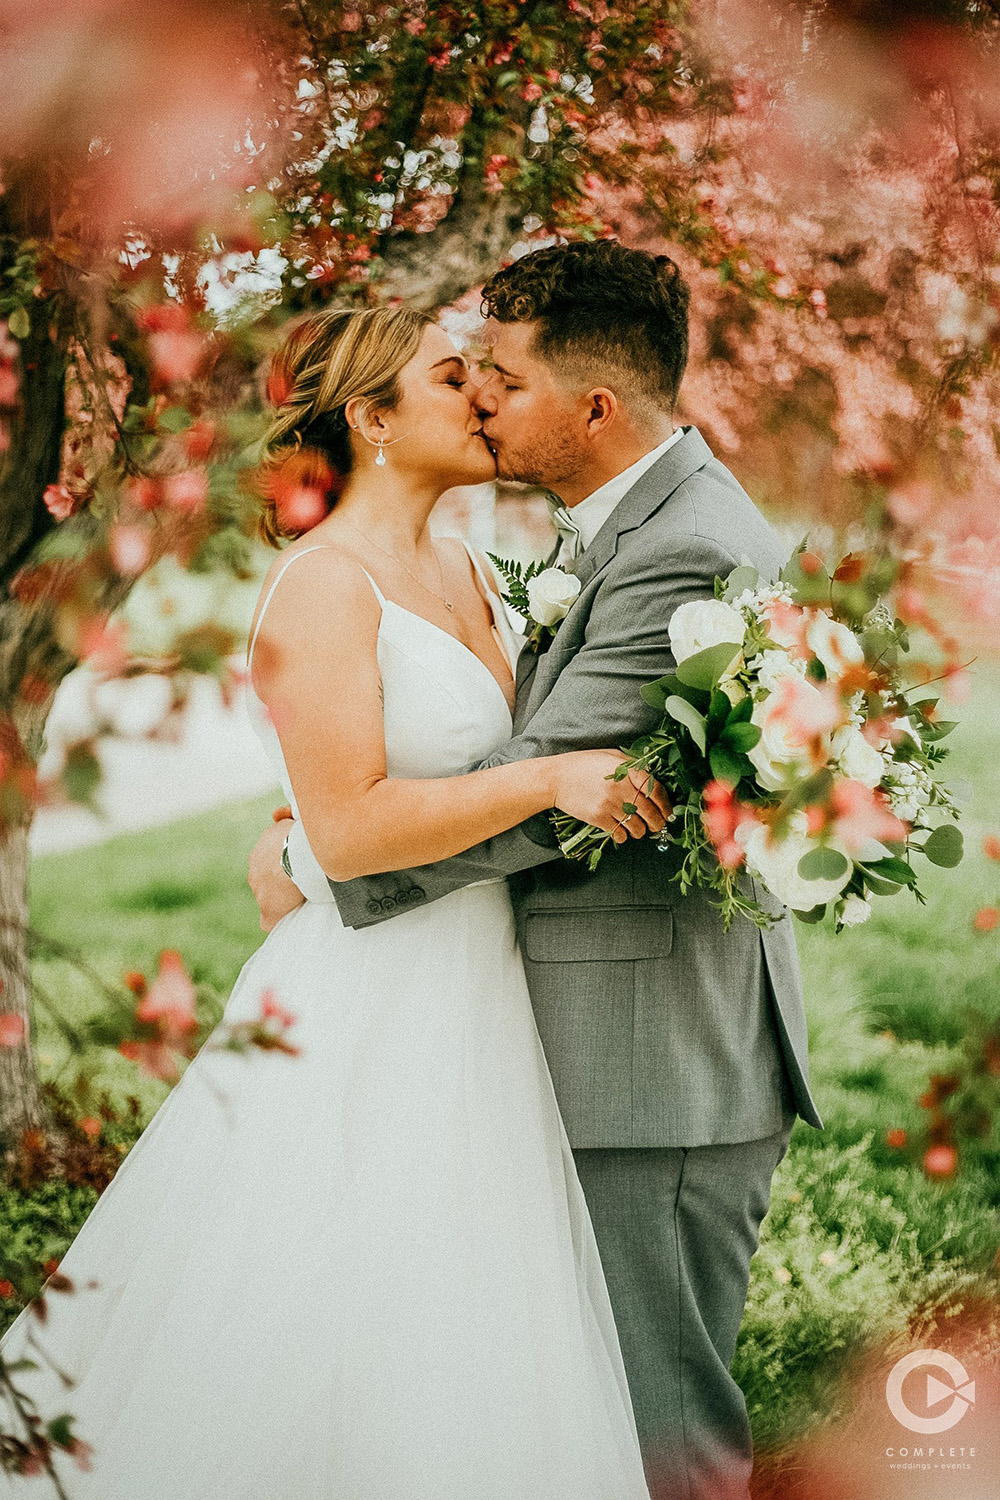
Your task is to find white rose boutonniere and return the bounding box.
[488,554,581,652]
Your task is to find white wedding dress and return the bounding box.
[0,544,650,1499]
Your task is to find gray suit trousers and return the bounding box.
[572,1117,794,1500]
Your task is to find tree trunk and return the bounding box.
[0,606,74,1156]
[378,193,525,310]
[0,256,71,1154]
[0,818,47,1158]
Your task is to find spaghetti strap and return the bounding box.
[357,565,387,608]
[247,547,389,670]
[247,545,331,669]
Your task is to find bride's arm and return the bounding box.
[250,550,662,883]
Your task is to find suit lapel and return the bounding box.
[572,426,714,589]
[510,427,715,724]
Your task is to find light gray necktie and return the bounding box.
[546,496,583,561]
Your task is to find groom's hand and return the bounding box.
[248,808,305,931]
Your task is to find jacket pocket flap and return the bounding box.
[522,907,674,963]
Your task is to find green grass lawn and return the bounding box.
[5,669,1000,1455]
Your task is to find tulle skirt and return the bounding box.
[0,883,650,1498]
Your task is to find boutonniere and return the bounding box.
[488,555,582,653]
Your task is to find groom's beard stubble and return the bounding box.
[493,428,587,494]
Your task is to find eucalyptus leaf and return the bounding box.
[797,846,851,881]
[793,904,828,923]
[709,743,747,786]
[919,720,958,743]
[675,641,744,693]
[706,689,731,740]
[862,873,903,896]
[720,721,761,753]
[640,676,674,710]
[727,693,755,725]
[861,856,918,887]
[664,695,707,755]
[921,824,964,868]
[723,565,759,601]
[7,305,29,339]
[780,544,831,605]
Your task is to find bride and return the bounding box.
[0,306,667,1498]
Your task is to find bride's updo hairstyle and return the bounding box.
[260,305,434,545]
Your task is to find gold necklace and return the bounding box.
[343,521,454,611]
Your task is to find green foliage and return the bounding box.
[486,552,545,618]
[921,823,965,867]
[113,878,217,913]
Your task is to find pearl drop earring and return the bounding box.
[375,439,386,467]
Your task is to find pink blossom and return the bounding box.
[761,599,810,657]
[119,1039,182,1082]
[276,484,329,534]
[771,674,845,740]
[110,523,151,576]
[886,482,934,527]
[78,618,129,678]
[829,778,909,853]
[135,950,198,1040]
[147,330,207,386]
[0,362,18,406]
[0,1013,26,1047]
[126,475,163,512]
[43,483,83,521]
[702,780,756,867]
[161,469,208,513]
[260,989,296,1029]
[943,667,972,704]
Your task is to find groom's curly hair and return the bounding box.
[480,241,690,409]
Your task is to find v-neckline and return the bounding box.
[379,599,515,721]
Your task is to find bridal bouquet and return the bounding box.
[552,551,964,931]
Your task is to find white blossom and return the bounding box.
[668,598,746,665]
[525,568,581,627]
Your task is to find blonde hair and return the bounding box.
[259,306,433,545]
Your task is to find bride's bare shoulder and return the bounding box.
[249,541,380,674]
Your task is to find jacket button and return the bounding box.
[408,887,426,903]
[366,899,382,915]
[380,897,397,912]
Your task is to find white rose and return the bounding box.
[668,598,746,665]
[525,567,582,627]
[831,724,884,790]
[805,613,864,676]
[755,650,806,696]
[746,685,824,792]
[837,894,872,927]
[735,812,853,912]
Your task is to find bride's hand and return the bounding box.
[551,750,672,844]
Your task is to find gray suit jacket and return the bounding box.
[325,427,823,1148]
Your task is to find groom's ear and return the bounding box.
[583,388,619,440]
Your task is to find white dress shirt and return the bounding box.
[551,426,685,562]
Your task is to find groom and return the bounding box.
[250,241,823,1500]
